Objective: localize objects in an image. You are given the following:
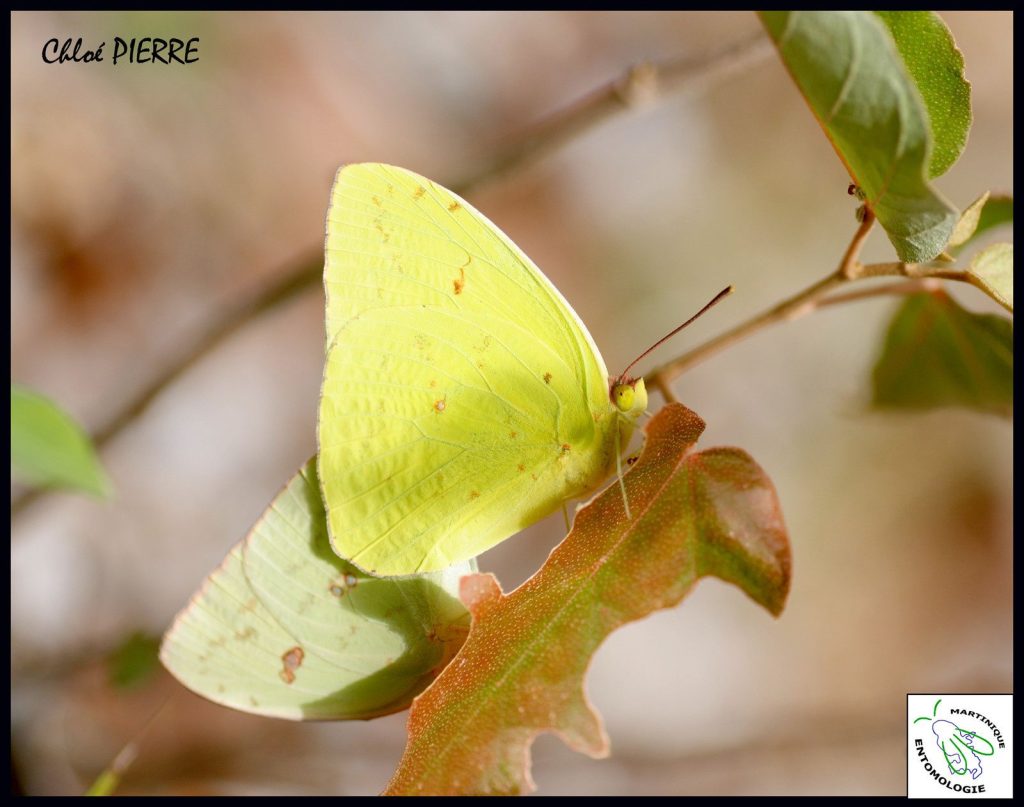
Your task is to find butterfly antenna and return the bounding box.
[617,285,733,382]
[615,423,632,520]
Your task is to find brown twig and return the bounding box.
[11,256,320,519]
[839,209,878,279]
[647,211,876,393]
[11,31,773,519]
[851,261,970,282]
[813,278,943,308]
[652,375,679,405]
[644,204,998,400]
[449,30,773,197]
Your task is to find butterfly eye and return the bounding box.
[613,384,635,413]
[612,379,648,416]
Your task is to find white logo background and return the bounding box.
[908,694,1012,799]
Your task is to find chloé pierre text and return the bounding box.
[42,37,199,65]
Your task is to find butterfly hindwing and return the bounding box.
[159,458,473,720]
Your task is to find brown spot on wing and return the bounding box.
[517,463,526,472]
[434,397,447,413]
[280,646,305,685]
[413,185,426,200]
[561,443,571,453]
[453,266,465,295]
[372,195,382,207]
[469,490,480,500]
[448,201,461,212]
[543,372,552,384]
[509,430,517,439]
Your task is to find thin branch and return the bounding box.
[11,257,320,518]
[652,375,679,405]
[851,260,973,284]
[813,278,942,308]
[852,260,909,279]
[838,209,878,278]
[449,30,773,197]
[11,31,773,519]
[92,260,322,451]
[644,272,844,386]
[644,206,994,399]
[647,213,876,391]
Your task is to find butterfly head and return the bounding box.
[611,376,647,419]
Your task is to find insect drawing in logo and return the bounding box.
[916,699,996,781]
[909,696,1009,797]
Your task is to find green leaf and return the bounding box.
[947,192,991,249]
[10,385,111,497]
[384,404,791,795]
[949,194,1013,256]
[973,195,1013,240]
[760,11,957,263]
[872,292,1012,417]
[160,458,474,721]
[107,632,162,690]
[966,242,1012,312]
[874,11,971,179]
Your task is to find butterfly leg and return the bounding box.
[615,421,632,520]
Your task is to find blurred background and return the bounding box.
[10,11,1012,796]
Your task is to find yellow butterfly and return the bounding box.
[318,164,650,576]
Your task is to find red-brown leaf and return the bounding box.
[384,403,791,795]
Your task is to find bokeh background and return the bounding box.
[10,11,1012,796]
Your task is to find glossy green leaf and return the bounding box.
[160,458,474,721]
[966,243,1012,312]
[760,11,957,262]
[385,404,791,795]
[10,385,111,497]
[874,11,971,179]
[872,292,1012,417]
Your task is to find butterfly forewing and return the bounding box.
[319,164,618,575]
